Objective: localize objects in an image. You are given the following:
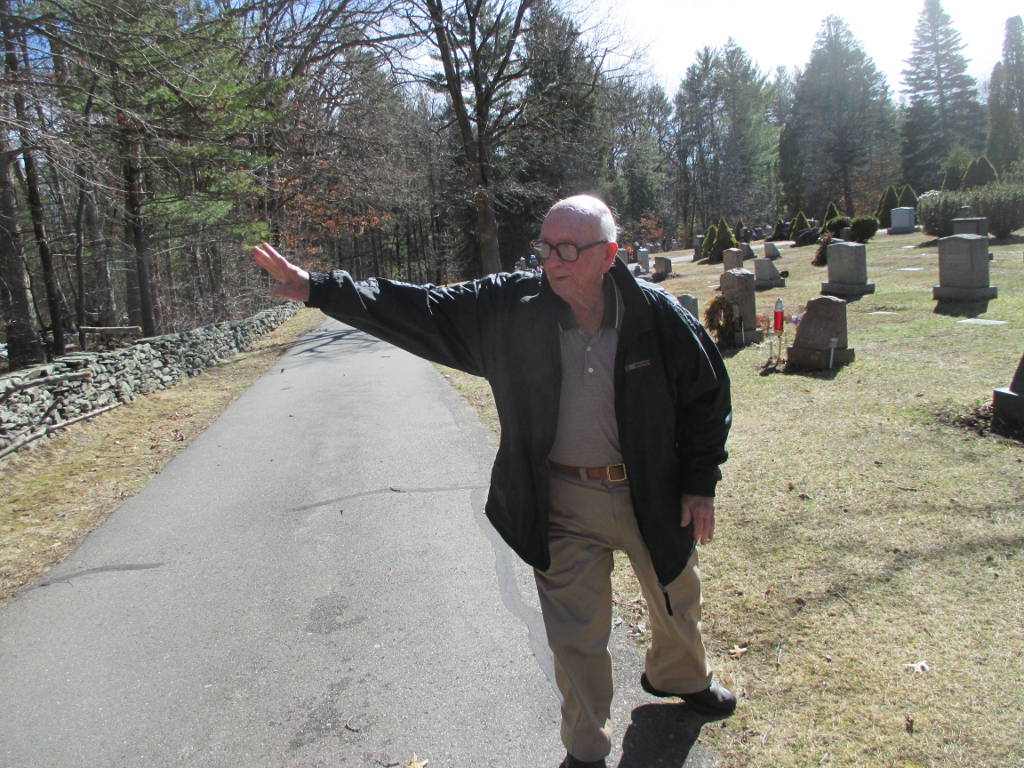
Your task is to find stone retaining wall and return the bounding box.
[0,303,299,452]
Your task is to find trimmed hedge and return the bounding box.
[961,156,998,190]
[875,186,900,228]
[917,190,969,237]
[823,216,851,235]
[898,185,918,208]
[917,184,1024,238]
[971,183,1024,238]
[791,210,810,237]
[702,223,719,261]
[850,215,880,243]
[767,218,789,241]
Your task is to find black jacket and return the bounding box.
[306,258,731,586]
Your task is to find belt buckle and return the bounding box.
[606,463,627,483]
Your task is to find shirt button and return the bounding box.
[587,367,594,373]
[586,346,592,352]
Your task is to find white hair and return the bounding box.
[545,195,618,242]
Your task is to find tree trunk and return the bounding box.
[82,191,118,326]
[4,9,65,356]
[0,143,43,369]
[122,132,156,336]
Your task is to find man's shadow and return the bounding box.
[616,704,719,768]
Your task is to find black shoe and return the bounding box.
[640,673,737,716]
[560,754,607,768]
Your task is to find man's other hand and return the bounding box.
[252,242,311,303]
[681,494,716,545]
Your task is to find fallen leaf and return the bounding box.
[798,493,812,500]
[402,756,429,768]
[728,644,749,659]
[904,714,915,733]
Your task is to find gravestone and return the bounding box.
[741,242,755,260]
[932,234,998,302]
[952,217,989,237]
[889,207,916,234]
[638,247,650,272]
[993,353,1024,428]
[956,205,971,218]
[653,255,672,276]
[719,269,763,345]
[677,293,699,318]
[763,241,781,259]
[786,295,855,370]
[754,258,786,289]
[821,242,875,299]
[723,248,745,270]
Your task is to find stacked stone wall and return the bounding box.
[0,304,298,452]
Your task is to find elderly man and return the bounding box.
[253,195,734,768]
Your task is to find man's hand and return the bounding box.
[252,242,311,303]
[681,494,716,545]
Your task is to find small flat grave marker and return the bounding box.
[956,318,1007,326]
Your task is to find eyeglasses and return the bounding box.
[532,239,608,263]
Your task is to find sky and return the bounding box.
[593,0,1021,99]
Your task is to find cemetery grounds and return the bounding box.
[440,231,1024,768]
[0,231,1021,767]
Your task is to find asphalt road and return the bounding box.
[0,319,716,768]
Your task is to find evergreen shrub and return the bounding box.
[712,217,738,262]
[916,190,968,237]
[850,215,880,243]
[875,186,900,228]
[768,219,789,241]
[961,156,998,189]
[822,201,841,224]
[791,210,810,237]
[898,185,918,208]
[823,216,850,235]
[969,183,1024,239]
[701,223,719,261]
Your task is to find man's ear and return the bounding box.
[604,241,618,267]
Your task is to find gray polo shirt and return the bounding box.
[547,276,624,467]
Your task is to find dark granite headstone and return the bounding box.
[786,295,855,369]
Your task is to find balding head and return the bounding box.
[544,195,618,242]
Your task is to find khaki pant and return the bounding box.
[535,474,712,762]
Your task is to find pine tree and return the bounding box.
[902,0,986,157]
[822,201,842,223]
[986,18,1024,173]
[780,17,897,217]
[1003,16,1024,134]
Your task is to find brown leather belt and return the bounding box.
[549,461,628,483]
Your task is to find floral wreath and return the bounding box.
[703,294,738,345]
